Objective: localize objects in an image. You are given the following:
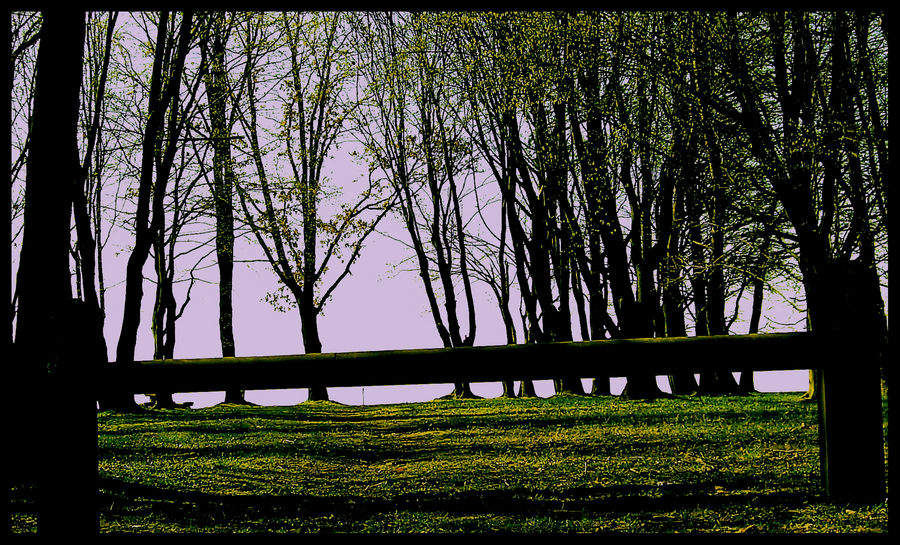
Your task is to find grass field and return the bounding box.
[10,392,888,533]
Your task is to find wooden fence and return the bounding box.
[105,332,822,393]
[37,331,888,534]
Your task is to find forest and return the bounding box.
[10,11,889,408]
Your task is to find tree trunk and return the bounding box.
[687,182,737,396]
[449,382,478,399]
[70,13,116,381]
[501,380,517,398]
[14,10,82,380]
[588,294,612,396]
[660,218,695,394]
[205,12,245,405]
[619,303,666,400]
[107,12,193,411]
[571,264,590,343]
[554,378,585,396]
[519,380,539,398]
[13,11,98,534]
[621,289,668,399]
[568,66,613,397]
[663,293,697,395]
[149,236,177,409]
[299,293,329,402]
[738,276,765,394]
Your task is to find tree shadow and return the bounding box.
[97,476,817,528]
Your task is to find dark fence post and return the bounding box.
[815,261,886,503]
[43,358,98,534]
[41,300,100,535]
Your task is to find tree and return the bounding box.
[565,12,666,398]
[105,11,195,411]
[9,11,42,339]
[651,16,697,394]
[235,12,392,402]
[456,13,587,397]
[515,13,585,395]
[12,10,98,533]
[146,124,212,409]
[201,11,249,405]
[466,195,519,398]
[405,13,481,397]
[562,12,620,395]
[606,13,667,399]
[354,12,482,399]
[721,11,888,383]
[14,9,85,383]
[453,12,542,397]
[720,11,886,499]
[69,11,118,366]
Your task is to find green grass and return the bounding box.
[10,392,888,533]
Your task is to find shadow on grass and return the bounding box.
[98,476,815,526]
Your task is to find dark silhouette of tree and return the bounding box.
[14,10,86,380]
[69,12,118,369]
[452,13,539,398]
[353,12,481,399]
[11,10,99,534]
[564,12,665,399]
[721,12,888,395]
[105,11,195,411]
[200,11,249,405]
[456,13,587,397]
[146,129,211,409]
[10,12,42,334]
[650,21,696,394]
[235,13,392,402]
[718,10,886,501]
[465,206,519,398]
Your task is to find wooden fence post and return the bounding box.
[815,261,886,503]
[40,300,100,535]
[43,361,98,535]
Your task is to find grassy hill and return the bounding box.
[10,392,888,533]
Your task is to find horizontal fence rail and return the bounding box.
[98,332,829,394]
